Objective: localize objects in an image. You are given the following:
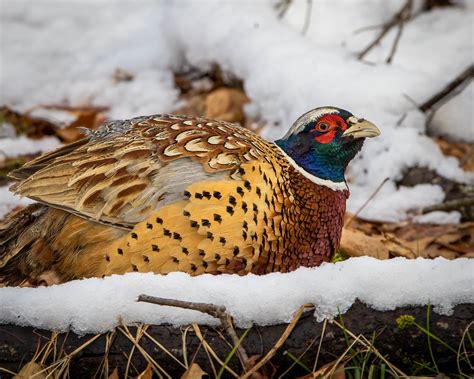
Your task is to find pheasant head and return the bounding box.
[275,107,380,185]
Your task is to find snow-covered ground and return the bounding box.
[0,1,473,332]
[0,257,472,334]
[0,0,473,222]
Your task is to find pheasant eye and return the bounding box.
[316,122,330,132]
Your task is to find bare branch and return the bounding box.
[358,0,413,62]
[419,64,474,112]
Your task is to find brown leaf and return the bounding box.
[135,363,153,379]
[340,228,415,259]
[108,367,120,379]
[181,363,208,379]
[299,358,347,379]
[205,87,249,123]
[434,136,474,172]
[13,361,46,379]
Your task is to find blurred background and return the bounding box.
[0,0,473,258]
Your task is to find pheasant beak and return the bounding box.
[342,118,381,139]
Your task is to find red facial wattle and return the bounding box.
[313,114,348,144]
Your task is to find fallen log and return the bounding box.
[0,301,472,377]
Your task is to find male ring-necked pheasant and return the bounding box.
[0,107,379,286]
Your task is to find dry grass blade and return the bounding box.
[312,318,328,373]
[142,328,187,369]
[192,323,239,378]
[118,324,171,379]
[241,303,314,379]
[138,294,251,371]
[457,320,474,375]
[332,320,406,377]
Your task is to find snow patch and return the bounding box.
[0,257,472,334]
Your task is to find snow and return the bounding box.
[0,257,472,334]
[0,136,60,158]
[430,82,474,142]
[1,0,472,223]
[0,186,33,220]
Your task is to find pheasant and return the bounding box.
[0,107,379,286]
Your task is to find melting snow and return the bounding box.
[0,257,472,334]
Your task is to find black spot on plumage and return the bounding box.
[173,232,182,241]
[265,195,270,208]
[263,212,268,225]
[143,255,149,263]
[182,247,189,255]
[226,206,234,215]
[239,167,246,175]
[213,191,222,199]
[152,244,160,252]
[224,258,230,265]
[253,203,258,213]
[207,231,214,241]
[256,187,261,198]
[163,228,171,237]
[190,220,198,228]
[146,223,153,229]
[195,192,203,199]
[198,249,205,256]
[172,257,179,263]
[236,186,244,196]
[242,230,248,240]
[242,201,248,214]
[244,180,251,190]
[190,264,197,272]
[132,264,139,272]
[184,190,191,198]
[131,232,138,239]
[156,217,163,224]
[105,254,110,262]
[203,261,208,268]
[202,191,211,199]
[233,246,240,256]
[213,213,222,223]
[215,253,221,261]
[183,210,190,217]
[243,221,248,230]
[229,196,237,206]
[219,237,226,245]
[263,173,268,183]
[253,214,258,224]
[202,219,211,226]
[117,248,124,255]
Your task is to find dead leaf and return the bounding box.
[181,363,207,379]
[340,228,415,259]
[205,87,249,123]
[13,361,46,379]
[434,136,474,172]
[299,358,347,379]
[135,363,153,379]
[108,367,120,379]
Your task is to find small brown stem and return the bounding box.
[137,294,251,371]
[241,303,314,379]
[419,64,474,112]
[345,177,389,227]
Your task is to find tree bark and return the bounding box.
[0,301,472,378]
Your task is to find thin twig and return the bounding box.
[386,10,406,64]
[419,197,474,215]
[358,0,413,61]
[302,0,313,35]
[138,294,251,371]
[241,304,314,379]
[419,64,474,112]
[345,177,389,227]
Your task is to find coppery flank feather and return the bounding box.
[0,108,379,286]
